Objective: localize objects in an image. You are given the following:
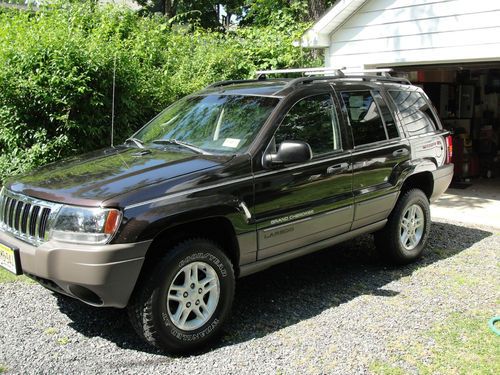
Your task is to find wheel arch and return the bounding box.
[137,214,242,283]
[400,160,437,201]
[400,171,434,200]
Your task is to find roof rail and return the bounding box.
[339,74,411,85]
[206,78,266,89]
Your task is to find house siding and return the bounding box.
[327,0,500,68]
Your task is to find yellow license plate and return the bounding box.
[0,242,21,275]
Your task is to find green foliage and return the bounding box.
[135,0,244,28]
[242,0,337,25]
[132,1,335,26]
[242,0,309,26]
[0,1,319,182]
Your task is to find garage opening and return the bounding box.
[391,63,500,190]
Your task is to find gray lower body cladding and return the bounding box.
[430,164,454,202]
[0,230,151,307]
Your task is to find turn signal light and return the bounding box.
[104,209,121,235]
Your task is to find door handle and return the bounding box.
[392,148,409,157]
[327,162,349,174]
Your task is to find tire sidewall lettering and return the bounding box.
[169,318,220,342]
[160,248,229,343]
[178,252,228,277]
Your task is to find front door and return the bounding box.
[253,88,354,259]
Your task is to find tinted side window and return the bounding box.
[389,91,437,136]
[341,91,387,146]
[373,92,399,139]
[275,94,341,156]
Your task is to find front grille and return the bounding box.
[0,189,61,245]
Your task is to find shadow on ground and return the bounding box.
[432,194,495,210]
[54,221,492,355]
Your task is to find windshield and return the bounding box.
[133,94,279,154]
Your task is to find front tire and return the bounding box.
[375,189,431,264]
[128,238,235,353]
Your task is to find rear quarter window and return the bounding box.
[388,90,438,136]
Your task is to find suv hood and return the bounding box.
[6,146,229,206]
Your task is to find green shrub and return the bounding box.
[0,1,319,182]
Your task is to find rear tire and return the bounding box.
[128,238,235,353]
[375,189,431,264]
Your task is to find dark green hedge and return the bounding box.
[0,1,318,181]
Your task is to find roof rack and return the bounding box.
[256,67,393,77]
[285,74,412,88]
[204,67,410,91]
[254,67,353,78]
[255,67,411,86]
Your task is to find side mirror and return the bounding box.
[265,140,312,166]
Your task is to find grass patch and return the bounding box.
[57,337,69,346]
[44,327,58,335]
[371,311,500,375]
[370,361,405,375]
[0,364,7,373]
[0,268,17,283]
[0,268,32,284]
[419,312,500,374]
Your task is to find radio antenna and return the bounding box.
[111,54,116,147]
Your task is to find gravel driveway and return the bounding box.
[0,218,498,374]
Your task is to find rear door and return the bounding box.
[336,87,411,229]
[252,86,353,259]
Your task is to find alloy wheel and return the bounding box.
[399,204,425,250]
[167,261,220,331]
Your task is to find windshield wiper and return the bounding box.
[151,139,211,155]
[124,137,145,149]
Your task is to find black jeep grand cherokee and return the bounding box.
[0,70,453,353]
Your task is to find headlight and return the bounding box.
[50,206,122,244]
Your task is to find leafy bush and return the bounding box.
[0,1,319,182]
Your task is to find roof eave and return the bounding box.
[299,0,368,48]
[300,31,331,48]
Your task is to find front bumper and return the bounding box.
[0,230,151,308]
